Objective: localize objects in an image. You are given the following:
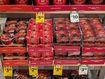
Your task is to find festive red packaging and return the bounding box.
[66,24,78,30]
[71,0,86,4]
[54,18,65,24]
[16,25,27,33]
[17,21,26,26]
[95,38,105,46]
[29,52,41,61]
[96,30,105,38]
[90,18,101,25]
[45,19,52,25]
[44,24,52,31]
[82,47,105,60]
[67,46,80,57]
[81,24,92,31]
[27,31,39,45]
[43,52,53,60]
[29,47,53,60]
[1,34,13,45]
[90,0,104,4]
[15,0,29,4]
[68,30,80,37]
[83,31,95,38]
[40,30,53,44]
[55,23,66,30]
[54,46,67,57]
[15,32,26,44]
[0,0,10,5]
[80,18,89,25]
[94,24,103,31]
[5,25,16,33]
[28,24,39,32]
[41,36,53,44]
[35,0,49,6]
[56,30,69,43]
[53,0,66,5]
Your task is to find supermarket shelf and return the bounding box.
[0,5,105,13]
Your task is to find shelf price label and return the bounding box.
[53,65,63,76]
[4,66,13,77]
[79,65,88,75]
[70,11,79,23]
[29,66,38,76]
[36,12,45,24]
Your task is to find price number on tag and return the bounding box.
[53,65,63,76]
[36,12,45,24]
[79,65,88,75]
[70,11,79,23]
[4,66,12,77]
[29,66,38,76]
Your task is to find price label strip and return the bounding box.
[79,65,88,75]
[4,66,13,77]
[53,65,63,76]
[36,12,45,24]
[70,11,79,23]
[29,66,38,76]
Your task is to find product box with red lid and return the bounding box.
[28,47,53,66]
[82,47,105,60]
[0,19,28,46]
[71,0,86,5]
[34,0,49,6]
[81,46,105,64]
[0,0,10,5]
[53,0,66,5]
[90,18,105,46]
[54,45,80,60]
[2,48,28,66]
[15,0,29,4]
[54,18,81,46]
[80,18,95,46]
[89,0,104,4]
[27,18,53,47]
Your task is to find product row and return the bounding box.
[5,70,89,79]
[0,17,105,47]
[0,0,105,5]
[1,46,105,61]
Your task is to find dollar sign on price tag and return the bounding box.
[79,65,88,75]
[29,66,38,76]
[53,65,63,76]
[36,12,45,24]
[70,11,79,23]
[4,66,13,77]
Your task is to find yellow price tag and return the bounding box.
[4,66,12,77]
[29,66,38,76]
[53,65,63,76]
[36,12,45,24]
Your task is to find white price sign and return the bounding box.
[70,11,79,23]
[79,65,88,75]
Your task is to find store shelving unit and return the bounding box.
[0,4,105,79]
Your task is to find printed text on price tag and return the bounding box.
[4,66,12,77]
[29,66,38,76]
[53,65,63,76]
[36,12,45,24]
[79,65,88,75]
[70,11,79,23]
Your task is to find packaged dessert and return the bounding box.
[71,0,86,4]
[35,0,49,6]
[90,0,104,4]
[53,0,66,5]
[0,0,10,5]
[15,0,29,4]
